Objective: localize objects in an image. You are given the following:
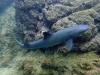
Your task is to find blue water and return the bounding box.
[0,0,14,14]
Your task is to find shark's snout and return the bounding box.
[79,25,89,32]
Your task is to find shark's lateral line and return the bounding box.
[16,25,89,51]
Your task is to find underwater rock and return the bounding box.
[15,0,47,42]
[78,0,100,10]
[52,17,77,31]
[68,9,98,40]
[43,0,100,22]
[80,33,100,52]
[94,14,100,32]
[94,15,100,24]
[93,3,100,14]
[43,4,75,22]
[52,9,98,52]
[15,0,45,10]
[15,0,100,52]
[15,0,99,42]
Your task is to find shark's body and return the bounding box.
[16,25,89,51]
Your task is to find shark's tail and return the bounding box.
[15,38,24,47]
[12,32,24,47]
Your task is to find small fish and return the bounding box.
[16,25,89,51]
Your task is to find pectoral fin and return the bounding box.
[66,39,73,51]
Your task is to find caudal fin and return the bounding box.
[15,38,24,47]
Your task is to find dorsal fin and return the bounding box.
[43,31,52,39]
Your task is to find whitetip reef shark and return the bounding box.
[16,25,89,51]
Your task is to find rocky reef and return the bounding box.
[15,0,100,52]
[0,0,100,75]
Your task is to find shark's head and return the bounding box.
[70,25,89,37]
[78,25,89,33]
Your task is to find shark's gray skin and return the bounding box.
[16,25,89,51]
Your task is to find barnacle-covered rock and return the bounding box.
[52,8,98,52]
[15,0,100,43]
[15,0,46,10]
[43,4,76,21]
[68,9,98,39]
[52,17,77,31]
[80,33,100,52]
[94,14,100,32]
[15,0,47,42]
[15,0,100,53]
[43,0,100,22]
[93,3,100,14]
